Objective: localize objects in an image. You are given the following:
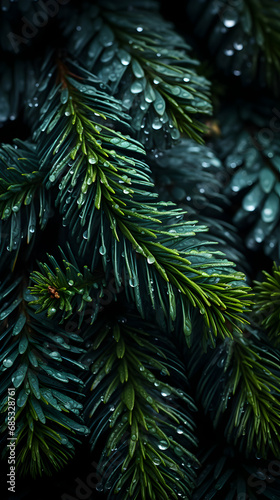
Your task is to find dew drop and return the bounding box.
[99,245,106,255]
[129,276,139,287]
[88,157,97,164]
[3,358,13,368]
[147,255,155,265]
[224,48,234,56]
[222,10,238,28]
[158,440,169,451]
[233,42,243,51]
[161,386,172,397]
[152,117,163,130]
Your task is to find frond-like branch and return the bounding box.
[0,140,52,263]
[31,62,252,344]
[253,262,280,346]
[189,330,280,457]
[0,275,89,477]
[83,312,198,499]
[60,0,212,147]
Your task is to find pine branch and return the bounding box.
[30,61,252,345]
[214,101,280,258]
[59,0,212,147]
[0,139,52,264]
[193,441,280,499]
[186,0,280,92]
[0,274,89,477]
[29,249,103,324]
[188,330,280,458]
[82,312,198,499]
[149,138,250,274]
[253,263,280,346]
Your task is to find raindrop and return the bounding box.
[88,156,97,164]
[158,440,169,451]
[224,49,234,56]
[152,117,163,130]
[161,387,172,397]
[147,255,155,264]
[176,426,184,434]
[3,358,13,368]
[83,231,88,240]
[222,9,238,28]
[96,483,104,492]
[136,27,143,32]
[99,245,106,255]
[233,42,243,51]
[129,276,139,287]
[174,446,183,457]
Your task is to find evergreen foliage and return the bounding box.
[0,1,280,499]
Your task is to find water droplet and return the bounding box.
[161,386,172,397]
[176,426,184,434]
[158,440,169,451]
[99,245,106,255]
[88,156,97,164]
[174,446,183,457]
[136,26,143,32]
[152,117,163,130]
[3,358,13,368]
[222,10,238,28]
[96,483,104,492]
[68,280,74,286]
[224,48,234,56]
[83,231,88,240]
[129,276,139,287]
[233,42,243,51]
[147,255,155,264]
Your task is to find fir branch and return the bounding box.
[189,331,280,458]
[253,262,280,346]
[0,275,89,477]
[29,250,104,324]
[186,0,280,91]
[0,140,52,259]
[193,441,280,499]
[215,101,280,258]
[32,62,252,344]
[60,0,212,147]
[83,313,198,499]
